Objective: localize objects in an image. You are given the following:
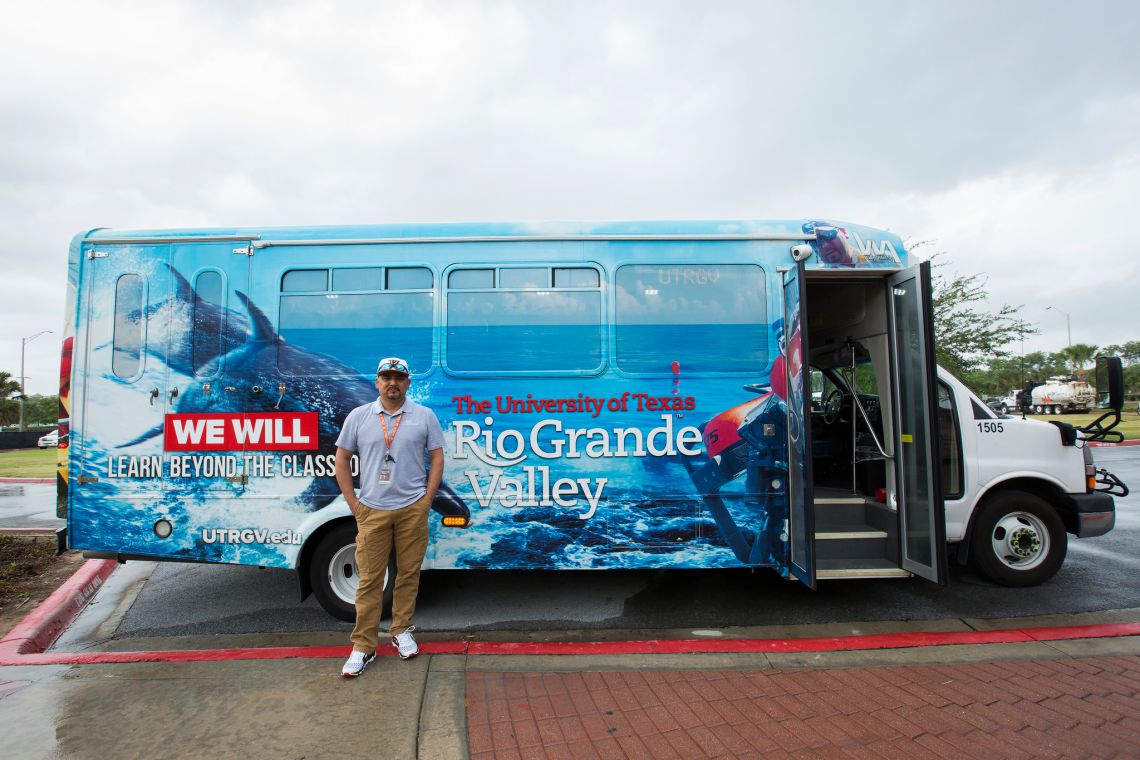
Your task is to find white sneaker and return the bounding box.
[392,626,419,660]
[341,650,375,678]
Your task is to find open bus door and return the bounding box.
[888,262,947,584]
[782,264,816,588]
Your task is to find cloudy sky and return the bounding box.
[3,0,1138,395]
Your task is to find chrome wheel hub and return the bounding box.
[991,512,1049,570]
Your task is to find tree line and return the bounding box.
[951,343,1140,400]
[929,261,1140,400]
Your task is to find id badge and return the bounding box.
[379,467,391,485]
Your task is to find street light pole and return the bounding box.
[1019,327,1025,386]
[19,330,52,432]
[1046,306,1072,371]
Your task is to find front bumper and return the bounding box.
[1060,491,1116,538]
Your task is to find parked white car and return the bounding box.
[37,430,58,449]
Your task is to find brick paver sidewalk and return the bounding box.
[467,656,1140,759]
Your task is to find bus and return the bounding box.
[56,220,1129,621]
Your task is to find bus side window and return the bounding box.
[112,273,145,379]
[278,267,435,376]
[332,267,383,291]
[446,266,603,374]
[614,264,766,375]
[554,268,599,288]
[281,269,329,292]
[937,381,963,499]
[192,270,224,374]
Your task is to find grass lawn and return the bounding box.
[1021,411,1140,441]
[0,448,57,478]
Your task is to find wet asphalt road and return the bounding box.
[0,482,61,531]
[97,447,1140,640]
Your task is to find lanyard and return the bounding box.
[378,412,403,450]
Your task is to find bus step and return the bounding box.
[816,558,911,579]
[814,527,889,561]
[815,529,888,540]
[812,495,874,526]
[813,495,867,504]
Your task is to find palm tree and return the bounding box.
[0,371,21,399]
[0,371,22,427]
[1061,343,1099,375]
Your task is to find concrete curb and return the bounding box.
[2,556,1138,669]
[0,559,117,657]
[0,477,55,483]
[1088,439,1140,447]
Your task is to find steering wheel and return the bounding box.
[823,389,844,424]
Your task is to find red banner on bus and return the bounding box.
[164,412,320,451]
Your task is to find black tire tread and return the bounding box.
[968,490,1067,587]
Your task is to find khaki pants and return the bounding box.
[350,493,431,653]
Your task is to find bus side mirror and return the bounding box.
[1096,355,1124,411]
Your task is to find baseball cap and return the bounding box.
[376,357,410,376]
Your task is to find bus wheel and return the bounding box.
[309,522,395,622]
[969,491,1066,586]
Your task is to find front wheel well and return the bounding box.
[956,478,1073,565]
[296,516,355,601]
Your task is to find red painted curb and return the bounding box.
[2,622,1138,667]
[0,477,55,483]
[1088,439,1140,447]
[0,559,117,657]
[463,623,1140,655]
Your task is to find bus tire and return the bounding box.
[309,522,395,623]
[969,491,1066,587]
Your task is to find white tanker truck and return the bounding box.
[1029,376,1095,415]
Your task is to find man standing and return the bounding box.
[335,357,445,677]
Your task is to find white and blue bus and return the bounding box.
[56,220,1128,620]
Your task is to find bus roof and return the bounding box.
[78,219,904,249]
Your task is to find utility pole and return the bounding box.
[19,330,52,432]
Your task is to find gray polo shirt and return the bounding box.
[335,398,445,510]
